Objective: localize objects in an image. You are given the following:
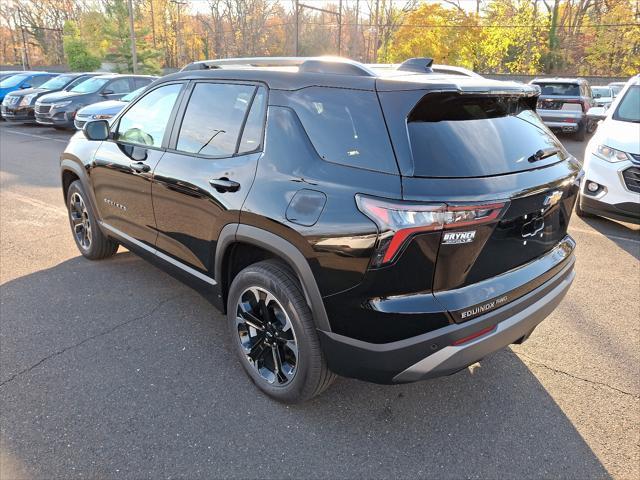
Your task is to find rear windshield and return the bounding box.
[535,83,580,96]
[405,93,568,178]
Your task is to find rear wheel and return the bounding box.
[66,180,119,259]
[227,259,335,403]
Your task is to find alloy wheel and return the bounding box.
[235,287,298,386]
[69,192,92,250]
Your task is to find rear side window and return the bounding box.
[107,78,131,94]
[177,82,255,157]
[289,87,397,174]
[238,87,266,154]
[134,77,152,89]
[536,83,580,96]
[405,93,567,178]
[31,75,52,88]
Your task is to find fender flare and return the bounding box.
[216,223,331,332]
[60,158,103,223]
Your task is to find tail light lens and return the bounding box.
[356,195,506,267]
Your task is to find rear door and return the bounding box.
[151,81,266,276]
[377,88,581,295]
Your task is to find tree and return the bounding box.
[63,21,101,71]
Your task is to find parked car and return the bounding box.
[61,57,578,403]
[530,77,594,140]
[36,74,156,129]
[0,71,24,82]
[74,86,145,129]
[608,81,627,98]
[577,75,640,224]
[1,72,99,123]
[0,71,57,103]
[591,86,614,108]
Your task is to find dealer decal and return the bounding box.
[442,230,476,245]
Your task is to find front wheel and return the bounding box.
[227,260,335,403]
[66,180,119,259]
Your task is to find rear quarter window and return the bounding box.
[288,87,398,174]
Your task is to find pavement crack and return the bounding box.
[513,351,639,399]
[0,294,184,388]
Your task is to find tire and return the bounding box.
[66,180,119,259]
[574,122,586,141]
[227,259,335,403]
[575,195,593,218]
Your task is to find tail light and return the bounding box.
[356,195,506,267]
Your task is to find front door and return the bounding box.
[91,82,184,247]
[152,82,267,276]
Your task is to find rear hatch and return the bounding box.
[533,81,588,117]
[375,76,581,319]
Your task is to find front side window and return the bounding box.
[177,82,255,157]
[106,78,131,94]
[613,85,639,123]
[289,87,397,173]
[65,76,92,90]
[71,77,109,93]
[116,83,182,148]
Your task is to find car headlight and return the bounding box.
[19,93,37,106]
[92,114,114,120]
[594,145,630,163]
[52,101,73,109]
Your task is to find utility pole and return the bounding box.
[294,0,299,56]
[337,0,342,56]
[127,0,138,73]
[150,0,157,48]
[172,0,187,67]
[17,7,29,70]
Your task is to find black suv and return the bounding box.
[60,57,579,403]
[37,74,156,129]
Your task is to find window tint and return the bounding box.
[289,87,397,173]
[134,77,152,89]
[177,82,255,156]
[238,87,266,153]
[116,83,182,148]
[404,93,567,178]
[536,82,580,96]
[107,78,130,94]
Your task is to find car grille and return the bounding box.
[35,104,51,114]
[622,167,640,193]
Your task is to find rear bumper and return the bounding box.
[537,110,584,131]
[319,249,575,384]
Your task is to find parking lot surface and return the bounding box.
[1,122,638,479]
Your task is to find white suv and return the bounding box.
[578,76,640,224]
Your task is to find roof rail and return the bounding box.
[397,58,434,73]
[180,57,376,77]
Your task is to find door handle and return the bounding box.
[130,162,150,173]
[209,178,240,193]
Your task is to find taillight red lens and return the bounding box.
[356,195,506,266]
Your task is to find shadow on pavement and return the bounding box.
[0,253,611,479]
[579,215,640,261]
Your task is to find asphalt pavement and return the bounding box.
[0,122,638,479]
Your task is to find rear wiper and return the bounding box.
[528,147,560,163]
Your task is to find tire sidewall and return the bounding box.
[227,265,319,403]
[66,181,100,257]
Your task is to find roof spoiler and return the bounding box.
[398,58,434,73]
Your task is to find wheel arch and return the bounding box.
[216,224,331,332]
[60,158,103,223]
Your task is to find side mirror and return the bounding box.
[587,107,607,121]
[20,83,30,89]
[101,89,114,96]
[83,120,110,141]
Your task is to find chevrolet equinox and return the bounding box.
[60,57,579,403]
